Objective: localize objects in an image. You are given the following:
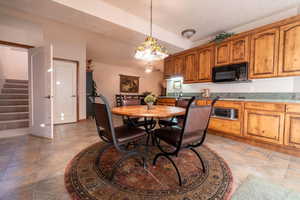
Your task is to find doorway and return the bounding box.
[53,58,78,124]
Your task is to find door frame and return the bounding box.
[53,57,79,122]
[0,40,34,49]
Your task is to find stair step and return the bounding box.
[5,79,28,84]
[2,88,28,94]
[3,84,28,89]
[0,105,29,113]
[0,112,29,121]
[0,94,28,99]
[0,99,29,106]
[0,119,29,131]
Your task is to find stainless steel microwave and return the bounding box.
[212,62,248,83]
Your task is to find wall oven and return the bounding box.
[212,62,248,83]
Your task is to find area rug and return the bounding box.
[231,175,300,200]
[65,142,233,200]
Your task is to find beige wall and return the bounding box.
[0,45,28,80]
[93,62,163,105]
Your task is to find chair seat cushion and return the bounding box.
[115,126,147,144]
[155,126,204,147]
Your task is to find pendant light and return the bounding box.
[134,0,168,61]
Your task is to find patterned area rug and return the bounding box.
[65,142,233,200]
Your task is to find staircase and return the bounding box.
[0,79,29,131]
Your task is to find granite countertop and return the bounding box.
[159,96,300,103]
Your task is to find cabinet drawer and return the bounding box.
[245,102,285,112]
[209,118,242,136]
[157,98,176,103]
[286,104,300,114]
[196,100,209,106]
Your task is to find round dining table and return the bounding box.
[111,105,186,119]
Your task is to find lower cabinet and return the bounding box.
[284,113,300,149]
[244,109,285,145]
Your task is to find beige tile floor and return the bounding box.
[0,118,299,200]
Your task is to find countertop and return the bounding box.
[159,96,300,103]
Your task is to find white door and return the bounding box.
[28,45,54,139]
[53,60,77,124]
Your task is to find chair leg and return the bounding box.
[153,153,182,186]
[96,143,112,166]
[190,148,206,173]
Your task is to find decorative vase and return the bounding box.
[147,102,154,110]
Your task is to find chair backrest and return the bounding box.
[121,99,141,106]
[179,96,219,146]
[90,94,119,146]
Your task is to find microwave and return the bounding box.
[212,62,248,83]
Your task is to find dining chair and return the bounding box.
[121,98,156,129]
[153,96,219,186]
[91,94,148,180]
[158,98,189,127]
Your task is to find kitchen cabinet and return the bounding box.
[164,58,174,77]
[183,51,198,82]
[284,104,300,149]
[249,28,279,79]
[208,101,243,136]
[215,42,230,66]
[278,21,300,76]
[174,56,184,76]
[244,102,285,145]
[197,46,213,82]
[230,36,249,63]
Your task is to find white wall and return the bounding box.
[93,62,163,105]
[0,45,28,80]
[0,10,87,120]
[167,77,300,94]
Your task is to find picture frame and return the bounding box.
[119,75,139,93]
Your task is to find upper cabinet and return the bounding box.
[249,28,279,79]
[215,42,230,66]
[173,56,184,76]
[278,21,300,76]
[183,51,198,82]
[230,36,249,63]
[197,46,214,82]
[215,36,250,66]
[164,58,174,77]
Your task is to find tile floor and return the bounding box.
[0,119,299,200]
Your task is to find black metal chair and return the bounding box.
[121,98,156,129]
[158,98,189,127]
[153,96,219,186]
[91,94,148,180]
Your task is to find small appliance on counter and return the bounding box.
[202,88,210,98]
[212,62,249,83]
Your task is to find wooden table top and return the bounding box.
[111,105,186,118]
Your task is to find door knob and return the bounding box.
[71,95,77,97]
[44,95,52,99]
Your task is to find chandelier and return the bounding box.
[134,0,168,61]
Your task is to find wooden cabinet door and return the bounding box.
[249,28,279,79]
[197,46,213,82]
[278,21,300,76]
[164,58,174,76]
[284,114,300,149]
[230,36,249,63]
[183,52,198,82]
[174,56,184,76]
[244,109,284,144]
[215,42,230,66]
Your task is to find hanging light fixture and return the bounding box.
[134,0,168,61]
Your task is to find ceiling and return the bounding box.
[102,0,300,41]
